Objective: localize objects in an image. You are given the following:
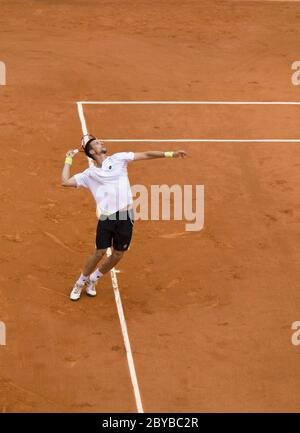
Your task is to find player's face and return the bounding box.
[92,139,107,155]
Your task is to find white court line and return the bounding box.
[77,102,88,135]
[78,100,300,143]
[76,102,144,414]
[95,139,300,143]
[79,100,300,105]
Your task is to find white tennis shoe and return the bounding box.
[85,278,97,297]
[70,282,84,301]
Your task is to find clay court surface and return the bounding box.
[1,0,300,413]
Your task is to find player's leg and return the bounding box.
[85,249,125,297]
[70,219,112,301]
[98,249,125,274]
[82,248,106,276]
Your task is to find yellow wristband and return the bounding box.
[164,151,174,158]
[65,156,73,165]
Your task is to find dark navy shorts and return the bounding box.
[96,209,134,251]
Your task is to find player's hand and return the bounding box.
[65,149,79,158]
[173,150,187,158]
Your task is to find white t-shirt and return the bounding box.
[74,152,135,216]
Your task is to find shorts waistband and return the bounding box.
[99,209,134,221]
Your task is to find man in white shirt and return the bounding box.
[61,135,186,301]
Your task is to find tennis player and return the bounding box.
[61,135,186,301]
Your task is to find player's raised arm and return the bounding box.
[133,150,187,161]
[61,149,78,187]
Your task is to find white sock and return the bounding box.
[77,273,89,286]
[90,269,103,282]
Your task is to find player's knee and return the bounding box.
[112,249,124,259]
[94,249,106,259]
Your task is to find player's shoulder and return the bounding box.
[111,152,134,161]
[111,152,128,159]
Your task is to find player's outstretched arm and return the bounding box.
[133,150,187,161]
[61,149,78,187]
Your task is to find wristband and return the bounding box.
[164,151,174,158]
[65,156,73,165]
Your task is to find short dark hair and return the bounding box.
[84,140,96,160]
